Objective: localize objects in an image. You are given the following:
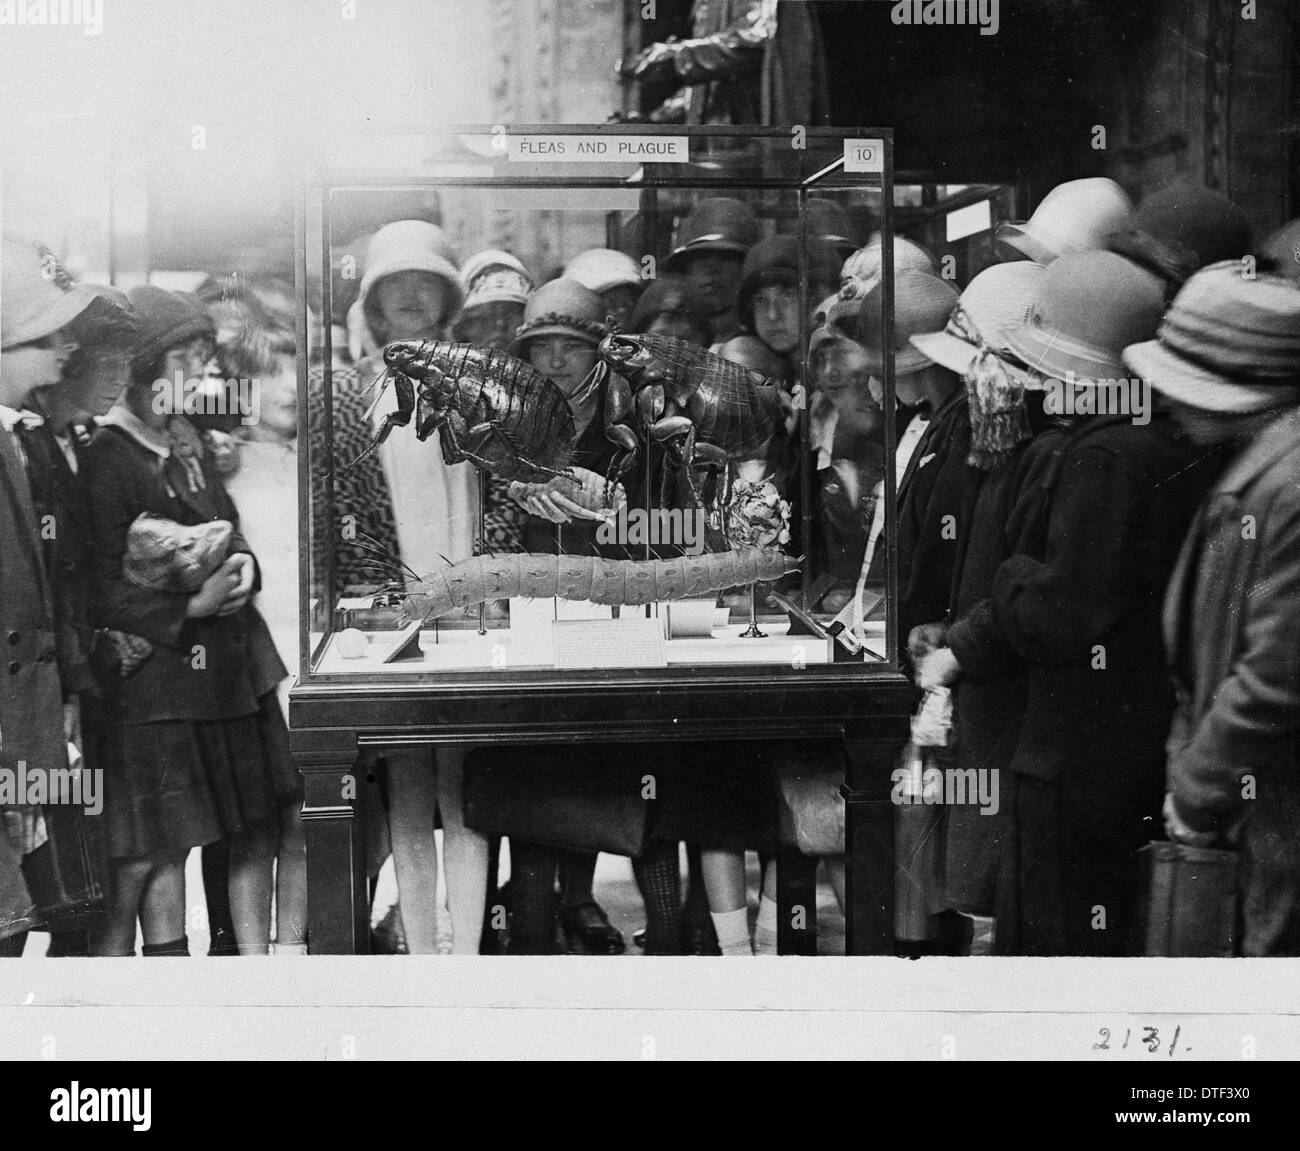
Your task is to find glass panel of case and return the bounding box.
[298,127,897,682]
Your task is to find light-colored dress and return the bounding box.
[223,438,298,716]
[369,380,477,581]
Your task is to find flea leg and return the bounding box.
[445,418,571,482]
[350,373,415,466]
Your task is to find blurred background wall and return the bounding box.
[1,0,1295,285]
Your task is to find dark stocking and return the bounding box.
[684,843,710,918]
[508,840,559,955]
[201,840,239,955]
[558,849,598,908]
[47,930,90,957]
[480,836,502,954]
[683,843,719,953]
[0,931,27,957]
[632,840,684,955]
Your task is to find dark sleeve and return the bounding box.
[621,0,773,84]
[945,434,1063,682]
[946,599,1021,682]
[1168,491,1300,828]
[990,443,1148,665]
[898,411,973,637]
[83,434,191,648]
[202,453,262,594]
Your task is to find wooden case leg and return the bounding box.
[299,750,369,954]
[775,840,819,956]
[843,727,907,955]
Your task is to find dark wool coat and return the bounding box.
[0,427,63,938]
[81,424,285,726]
[1163,406,1300,956]
[17,422,99,698]
[869,391,976,651]
[986,413,1223,955]
[939,423,1068,914]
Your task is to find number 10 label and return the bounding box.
[843,139,885,174]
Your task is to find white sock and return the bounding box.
[272,941,308,956]
[710,908,753,956]
[754,895,779,955]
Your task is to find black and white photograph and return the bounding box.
[0,0,1298,1093]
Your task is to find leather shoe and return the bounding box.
[560,901,625,955]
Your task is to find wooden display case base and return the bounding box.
[290,672,912,956]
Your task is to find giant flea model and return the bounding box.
[596,331,785,489]
[357,333,786,497]
[356,340,577,482]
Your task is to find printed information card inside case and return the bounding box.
[553,617,666,670]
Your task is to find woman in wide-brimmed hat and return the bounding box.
[486,281,643,955]
[0,237,103,955]
[1125,263,1300,956]
[915,250,1225,957]
[563,248,644,331]
[995,177,1134,265]
[20,282,140,957]
[839,232,938,301]
[902,261,1063,952]
[451,250,536,560]
[308,221,487,957]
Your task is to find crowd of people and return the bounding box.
[1,241,302,957]
[3,172,1298,958]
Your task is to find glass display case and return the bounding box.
[290,125,914,953]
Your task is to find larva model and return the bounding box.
[399,547,800,623]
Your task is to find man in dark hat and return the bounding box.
[664,197,760,345]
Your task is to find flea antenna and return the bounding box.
[361,370,394,422]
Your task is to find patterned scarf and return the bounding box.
[947,305,1034,471]
[165,415,208,494]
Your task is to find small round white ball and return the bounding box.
[336,628,370,659]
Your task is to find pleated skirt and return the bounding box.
[104,693,293,859]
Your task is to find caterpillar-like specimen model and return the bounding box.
[400,548,800,623]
